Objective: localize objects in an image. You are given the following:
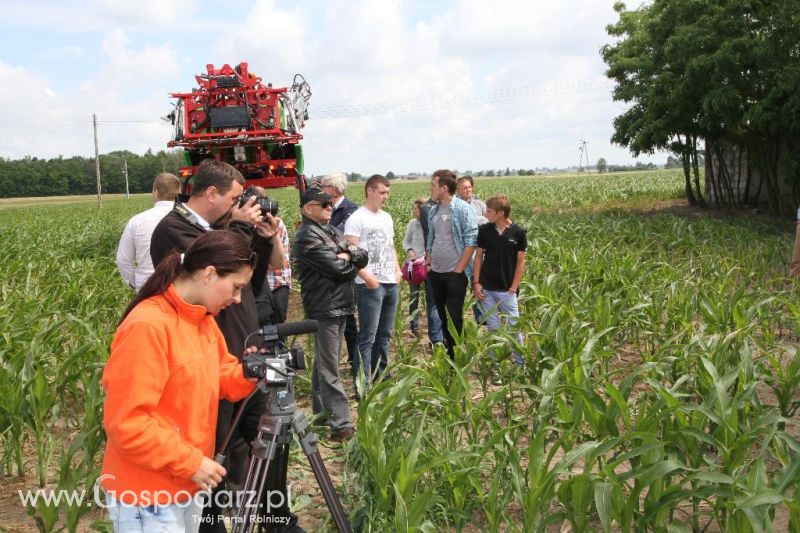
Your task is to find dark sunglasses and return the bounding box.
[307,201,333,209]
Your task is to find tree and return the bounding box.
[386,171,397,180]
[665,155,681,169]
[602,0,800,215]
[597,158,608,173]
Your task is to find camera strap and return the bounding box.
[172,201,211,233]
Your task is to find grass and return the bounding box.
[1,169,798,531]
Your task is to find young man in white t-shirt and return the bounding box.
[344,174,402,390]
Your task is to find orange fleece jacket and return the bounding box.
[101,284,256,505]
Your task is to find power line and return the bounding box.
[0,123,93,142]
[312,77,613,119]
[0,76,614,143]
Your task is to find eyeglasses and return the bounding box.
[307,201,333,209]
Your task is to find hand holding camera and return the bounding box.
[232,186,281,228]
[230,195,263,225]
[255,213,280,239]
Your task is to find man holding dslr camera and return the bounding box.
[294,189,368,442]
[150,159,302,533]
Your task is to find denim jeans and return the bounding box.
[354,283,399,385]
[424,278,444,343]
[106,493,202,533]
[481,290,524,365]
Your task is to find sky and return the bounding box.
[0,0,663,175]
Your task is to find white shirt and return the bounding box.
[115,201,174,291]
[344,206,397,284]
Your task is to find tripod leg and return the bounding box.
[233,453,270,533]
[233,432,277,533]
[259,443,292,533]
[306,451,352,533]
[293,414,352,533]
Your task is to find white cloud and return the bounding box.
[1,0,200,32]
[0,30,181,158]
[89,0,199,27]
[210,0,311,78]
[0,0,664,168]
[37,46,84,61]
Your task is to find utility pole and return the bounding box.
[583,140,589,171]
[123,159,130,199]
[93,113,101,208]
[578,140,590,172]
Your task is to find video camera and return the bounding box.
[243,320,317,383]
[239,185,279,217]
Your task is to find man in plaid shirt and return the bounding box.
[267,217,292,323]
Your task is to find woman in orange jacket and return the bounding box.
[100,230,258,532]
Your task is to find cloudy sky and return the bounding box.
[0,0,662,175]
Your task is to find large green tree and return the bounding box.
[602,0,800,215]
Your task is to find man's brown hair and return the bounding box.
[364,174,390,194]
[432,169,457,195]
[190,159,245,197]
[152,173,181,201]
[457,175,474,186]
[486,195,512,217]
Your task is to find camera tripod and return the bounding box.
[216,322,352,533]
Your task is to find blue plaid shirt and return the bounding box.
[426,196,478,278]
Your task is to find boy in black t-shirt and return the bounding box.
[473,195,527,365]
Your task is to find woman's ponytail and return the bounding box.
[119,253,182,323]
[118,231,254,324]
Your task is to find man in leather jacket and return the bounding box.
[294,189,368,441]
[322,172,360,367]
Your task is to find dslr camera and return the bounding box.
[239,185,279,217]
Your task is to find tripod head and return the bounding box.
[242,320,317,383]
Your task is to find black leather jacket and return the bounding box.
[293,216,368,319]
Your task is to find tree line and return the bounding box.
[0,150,183,198]
[602,0,800,215]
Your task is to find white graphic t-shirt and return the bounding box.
[344,206,397,284]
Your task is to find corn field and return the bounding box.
[1,170,798,531]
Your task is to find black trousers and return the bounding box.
[428,271,468,358]
[271,285,290,324]
[344,314,358,364]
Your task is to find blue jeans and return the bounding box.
[425,278,444,343]
[106,493,202,533]
[481,290,524,365]
[354,283,399,384]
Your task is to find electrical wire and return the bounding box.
[312,77,613,119]
[0,76,615,142]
